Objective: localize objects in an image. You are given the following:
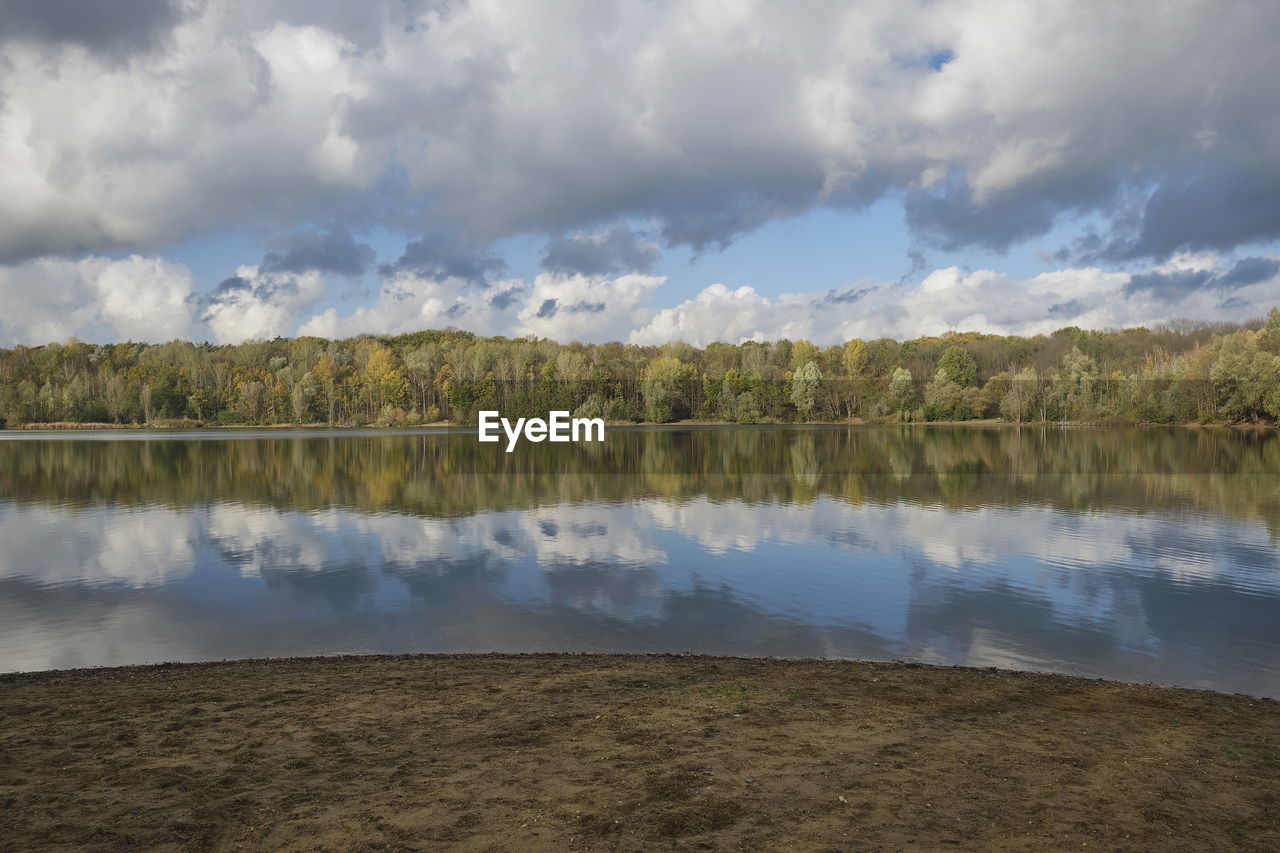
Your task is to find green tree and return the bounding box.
[1210,330,1280,422]
[359,342,408,419]
[237,381,266,423]
[1000,367,1038,423]
[790,360,823,420]
[640,355,694,423]
[935,345,977,387]
[885,367,917,419]
[1260,307,1280,354]
[290,372,318,423]
[841,338,867,376]
[1056,347,1099,420]
[789,340,820,371]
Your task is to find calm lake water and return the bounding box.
[1,426,1278,696]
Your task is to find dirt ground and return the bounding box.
[2,654,1277,851]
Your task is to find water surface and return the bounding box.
[1,426,1277,696]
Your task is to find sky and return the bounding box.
[2,0,1280,347]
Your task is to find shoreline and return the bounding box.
[2,418,1275,433]
[4,653,1277,850]
[3,652,1277,699]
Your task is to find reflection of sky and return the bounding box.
[0,496,1277,697]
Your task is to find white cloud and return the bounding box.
[629,259,1280,345]
[1,251,1276,348]
[0,254,194,345]
[299,270,664,345]
[202,265,327,344]
[3,2,1280,346]
[630,283,829,346]
[845,266,1141,340]
[2,0,1278,265]
[0,10,382,263]
[298,272,527,339]
[842,262,1280,340]
[515,273,663,343]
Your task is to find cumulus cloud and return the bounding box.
[299,272,526,339]
[3,0,1280,268]
[631,283,833,346]
[4,2,1280,346]
[1,251,1275,348]
[289,257,1268,347]
[631,256,1280,346]
[515,273,664,343]
[0,254,194,345]
[0,9,379,263]
[841,259,1280,340]
[201,265,326,343]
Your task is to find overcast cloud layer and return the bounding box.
[2,0,1279,345]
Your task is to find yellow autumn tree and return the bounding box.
[358,341,408,420]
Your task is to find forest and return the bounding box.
[1,308,1278,428]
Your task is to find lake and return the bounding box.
[1,425,1277,697]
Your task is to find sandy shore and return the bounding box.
[2,654,1278,851]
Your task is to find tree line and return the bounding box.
[1,309,1279,427]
